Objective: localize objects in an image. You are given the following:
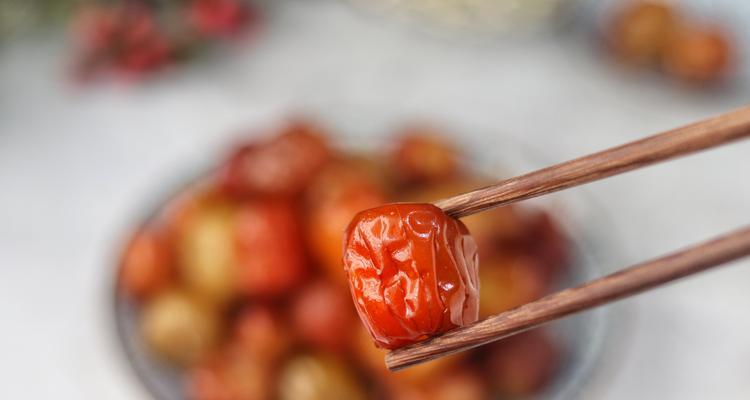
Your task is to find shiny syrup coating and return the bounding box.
[343,203,480,349]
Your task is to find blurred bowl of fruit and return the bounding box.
[112,118,621,400]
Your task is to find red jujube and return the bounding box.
[343,203,480,349]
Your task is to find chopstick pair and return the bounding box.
[386,106,750,371]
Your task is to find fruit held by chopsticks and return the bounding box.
[343,203,480,349]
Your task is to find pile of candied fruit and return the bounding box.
[118,120,572,399]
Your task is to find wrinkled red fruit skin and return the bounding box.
[343,203,479,349]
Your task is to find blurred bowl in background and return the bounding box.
[111,121,625,400]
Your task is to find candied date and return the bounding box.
[187,344,274,400]
[305,161,387,284]
[608,1,676,65]
[291,280,357,351]
[141,289,219,366]
[119,227,173,300]
[234,200,308,297]
[277,355,366,400]
[343,203,479,349]
[391,130,462,185]
[663,24,732,84]
[220,121,332,197]
[484,330,561,396]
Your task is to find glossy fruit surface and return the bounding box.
[344,203,479,349]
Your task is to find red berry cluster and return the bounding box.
[188,0,252,37]
[72,0,260,81]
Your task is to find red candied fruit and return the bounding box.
[291,280,357,351]
[343,203,479,349]
[663,24,733,84]
[234,200,307,297]
[305,161,387,284]
[608,1,676,65]
[187,345,274,400]
[391,131,461,184]
[119,227,173,300]
[220,120,331,197]
[484,330,560,396]
[233,306,290,363]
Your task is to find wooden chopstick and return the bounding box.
[385,106,750,370]
[436,106,750,218]
[386,225,750,371]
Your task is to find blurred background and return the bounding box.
[1,0,750,399]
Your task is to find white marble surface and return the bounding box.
[1,1,750,399]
